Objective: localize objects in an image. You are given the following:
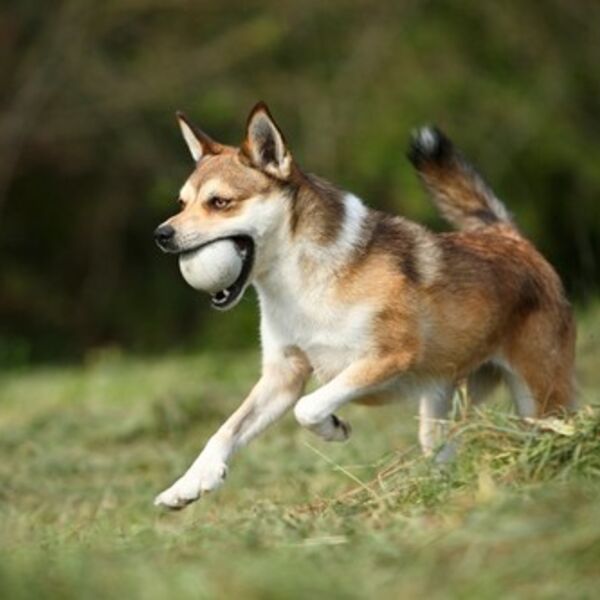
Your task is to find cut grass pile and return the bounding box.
[324,407,600,515]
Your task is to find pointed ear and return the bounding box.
[242,102,292,179]
[176,111,221,162]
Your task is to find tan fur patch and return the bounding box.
[167,149,276,230]
[288,169,344,244]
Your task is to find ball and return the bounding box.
[178,239,243,293]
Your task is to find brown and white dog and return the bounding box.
[153,102,576,509]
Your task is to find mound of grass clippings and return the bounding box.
[324,406,600,517]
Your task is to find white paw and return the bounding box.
[154,461,228,510]
[321,415,352,442]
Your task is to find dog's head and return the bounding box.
[155,102,294,310]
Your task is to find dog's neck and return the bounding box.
[253,173,369,300]
[288,171,347,245]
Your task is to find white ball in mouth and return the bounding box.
[178,239,243,293]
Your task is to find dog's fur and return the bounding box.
[153,103,576,509]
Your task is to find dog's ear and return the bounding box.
[177,111,221,162]
[242,102,292,179]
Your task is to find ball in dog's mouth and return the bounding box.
[209,236,254,310]
[178,236,255,311]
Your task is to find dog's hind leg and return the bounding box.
[418,382,455,458]
[467,362,504,407]
[502,309,576,417]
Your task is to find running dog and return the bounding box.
[153,102,575,509]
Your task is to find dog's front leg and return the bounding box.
[294,356,407,442]
[154,351,310,510]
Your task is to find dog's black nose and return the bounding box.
[154,224,175,250]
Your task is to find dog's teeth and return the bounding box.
[212,288,231,305]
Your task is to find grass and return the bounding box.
[1,305,600,599]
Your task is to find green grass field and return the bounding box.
[1,305,600,599]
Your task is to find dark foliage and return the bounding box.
[1,1,599,363]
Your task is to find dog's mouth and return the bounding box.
[177,235,255,311]
[209,235,255,310]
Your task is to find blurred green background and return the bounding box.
[2,0,599,364]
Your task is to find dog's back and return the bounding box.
[405,127,576,416]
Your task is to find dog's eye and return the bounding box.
[208,196,231,210]
[177,197,186,209]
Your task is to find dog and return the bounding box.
[153,102,576,509]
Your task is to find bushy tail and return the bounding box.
[407,126,514,232]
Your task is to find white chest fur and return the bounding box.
[258,282,374,381]
[255,194,374,382]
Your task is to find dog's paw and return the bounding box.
[154,461,228,510]
[294,402,352,443]
[321,414,352,442]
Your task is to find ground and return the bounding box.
[1,305,600,599]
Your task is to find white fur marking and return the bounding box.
[179,180,196,204]
[288,193,367,274]
[197,178,236,203]
[179,119,203,162]
[254,193,375,382]
[335,193,368,257]
[417,127,437,152]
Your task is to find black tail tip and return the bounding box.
[407,125,454,167]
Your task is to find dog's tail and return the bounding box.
[407,126,514,232]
